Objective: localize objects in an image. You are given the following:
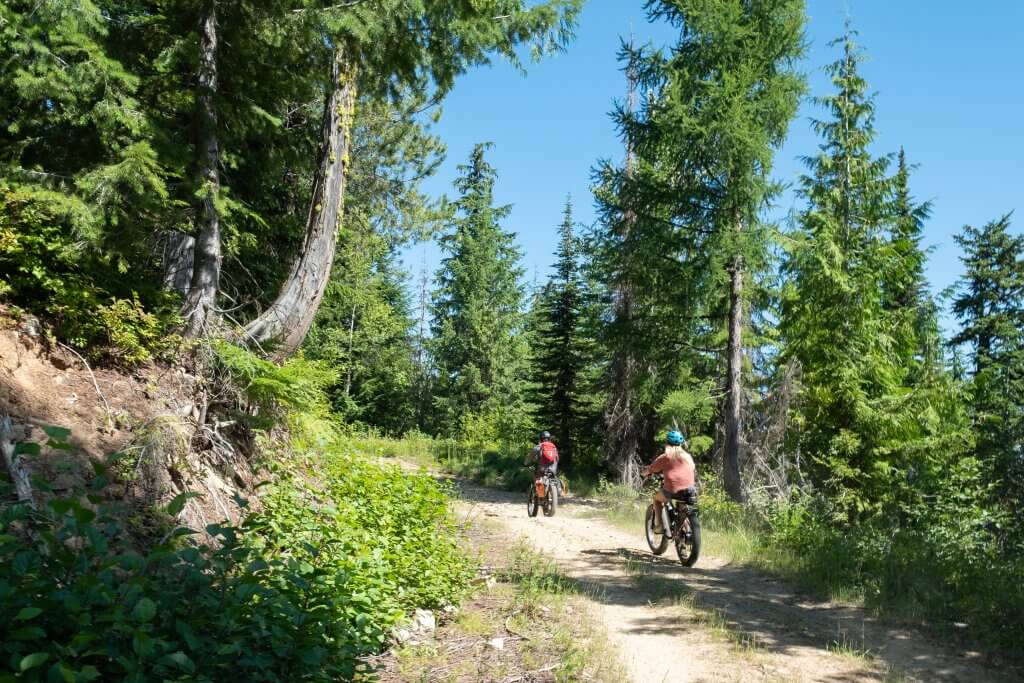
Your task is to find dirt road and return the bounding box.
[454,481,1009,683]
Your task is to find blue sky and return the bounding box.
[401,0,1023,330]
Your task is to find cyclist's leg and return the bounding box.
[653,488,668,531]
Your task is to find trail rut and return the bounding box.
[454,481,1010,683]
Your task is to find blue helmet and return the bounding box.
[666,430,684,446]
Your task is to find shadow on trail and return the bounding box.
[455,479,1010,683]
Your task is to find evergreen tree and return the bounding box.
[304,227,418,433]
[530,199,585,469]
[882,148,935,377]
[430,144,530,438]
[780,31,947,510]
[592,48,649,485]
[608,0,806,498]
[0,0,175,345]
[951,215,1024,511]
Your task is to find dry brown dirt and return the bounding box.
[0,320,253,530]
[452,480,1013,683]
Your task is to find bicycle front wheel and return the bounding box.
[645,504,669,555]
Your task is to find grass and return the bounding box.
[374,526,626,683]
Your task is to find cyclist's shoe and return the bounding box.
[652,519,664,534]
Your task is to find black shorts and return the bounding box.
[660,485,697,505]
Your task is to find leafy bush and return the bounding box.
[0,183,177,362]
[0,429,473,681]
[96,295,177,365]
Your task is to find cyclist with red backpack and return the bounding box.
[526,430,559,476]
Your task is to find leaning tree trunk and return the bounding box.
[244,48,357,357]
[723,250,745,502]
[181,0,222,338]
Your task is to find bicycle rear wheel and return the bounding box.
[543,481,558,516]
[675,512,701,566]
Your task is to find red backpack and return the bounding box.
[539,441,558,465]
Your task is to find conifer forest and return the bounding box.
[0,1,1021,681]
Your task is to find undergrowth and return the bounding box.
[0,345,473,681]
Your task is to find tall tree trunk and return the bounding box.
[724,251,745,502]
[605,289,641,487]
[182,1,222,338]
[603,58,643,487]
[244,48,357,357]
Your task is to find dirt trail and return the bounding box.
[453,481,1009,683]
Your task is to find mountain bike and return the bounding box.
[643,475,700,567]
[527,466,560,517]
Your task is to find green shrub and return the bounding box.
[96,295,177,365]
[0,428,473,681]
[212,342,340,446]
[429,438,534,491]
[758,490,1024,651]
[0,183,177,362]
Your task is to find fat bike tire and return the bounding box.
[645,504,669,555]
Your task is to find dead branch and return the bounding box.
[57,342,113,427]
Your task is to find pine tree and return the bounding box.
[430,144,530,437]
[304,225,418,433]
[951,215,1024,510]
[592,47,648,485]
[530,198,585,469]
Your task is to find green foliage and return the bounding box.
[0,427,472,681]
[778,30,963,511]
[529,198,590,469]
[0,183,177,361]
[950,214,1024,540]
[304,223,419,434]
[96,295,177,365]
[212,341,338,445]
[430,144,532,439]
[758,476,1022,651]
[657,381,716,456]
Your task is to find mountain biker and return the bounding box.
[525,430,559,477]
[641,430,696,533]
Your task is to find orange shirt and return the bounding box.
[648,446,695,492]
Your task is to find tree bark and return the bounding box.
[181,1,222,338]
[244,48,357,358]
[162,231,195,295]
[724,251,745,502]
[603,59,644,487]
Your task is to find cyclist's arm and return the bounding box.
[644,453,668,478]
